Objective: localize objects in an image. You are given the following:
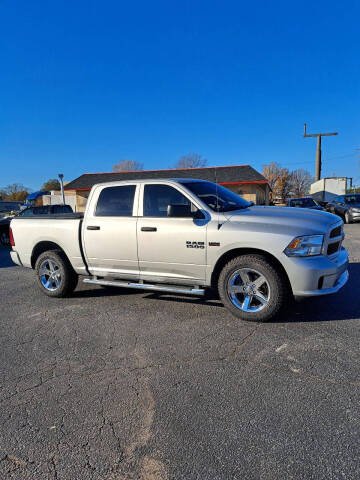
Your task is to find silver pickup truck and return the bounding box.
[9,178,349,322]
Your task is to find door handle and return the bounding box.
[141,227,157,232]
[87,225,100,230]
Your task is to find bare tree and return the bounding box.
[276,168,293,202]
[290,169,314,197]
[1,184,30,201]
[263,163,314,202]
[174,153,207,169]
[262,162,293,202]
[261,162,283,191]
[113,160,144,172]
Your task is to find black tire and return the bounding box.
[35,250,78,297]
[218,254,289,322]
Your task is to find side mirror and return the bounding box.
[167,204,205,219]
[167,204,193,217]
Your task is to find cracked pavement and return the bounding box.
[0,225,360,479]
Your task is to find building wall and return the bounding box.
[76,191,90,212]
[224,183,269,205]
[42,191,77,211]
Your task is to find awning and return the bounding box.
[26,191,50,201]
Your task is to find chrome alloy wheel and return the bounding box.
[39,259,62,291]
[227,268,270,312]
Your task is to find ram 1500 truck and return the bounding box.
[9,179,349,322]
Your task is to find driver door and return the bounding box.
[137,183,207,285]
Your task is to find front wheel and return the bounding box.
[35,250,78,297]
[218,255,289,322]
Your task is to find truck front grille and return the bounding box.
[327,241,340,256]
[330,226,342,238]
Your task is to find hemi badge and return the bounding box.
[209,242,220,247]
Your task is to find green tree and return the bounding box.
[41,179,61,191]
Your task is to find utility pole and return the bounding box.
[303,123,338,181]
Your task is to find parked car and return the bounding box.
[19,205,73,216]
[325,194,360,224]
[287,197,324,210]
[9,179,348,322]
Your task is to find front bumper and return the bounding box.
[350,211,360,222]
[284,247,349,297]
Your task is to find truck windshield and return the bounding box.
[183,181,252,212]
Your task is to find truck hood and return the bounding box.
[225,206,339,235]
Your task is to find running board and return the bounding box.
[83,278,205,296]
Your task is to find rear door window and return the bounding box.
[95,185,136,216]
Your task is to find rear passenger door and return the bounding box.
[83,184,140,279]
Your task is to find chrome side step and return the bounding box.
[83,278,205,296]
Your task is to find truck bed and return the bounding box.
[10,215,87,274]
[13,213,84,219]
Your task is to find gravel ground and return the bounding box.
[0,225,359,479]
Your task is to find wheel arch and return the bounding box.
[31,241,69,269]
[210,247,292,294]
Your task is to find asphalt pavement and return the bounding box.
[0,225,359,479]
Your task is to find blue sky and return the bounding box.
[1,0,359,190]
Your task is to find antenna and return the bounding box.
[214,166,221,230]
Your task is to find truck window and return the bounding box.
[95,185,136,216]
[53,205,73,214]
[20,208,33,216]
[143,184,191,217]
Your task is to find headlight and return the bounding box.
[351,208,360,213]
[284,235,324,257]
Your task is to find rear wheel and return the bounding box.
[218,255,289,322]
[35,250,78,297]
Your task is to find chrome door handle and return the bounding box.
[141,227,157,232]
[87,226,100,230]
